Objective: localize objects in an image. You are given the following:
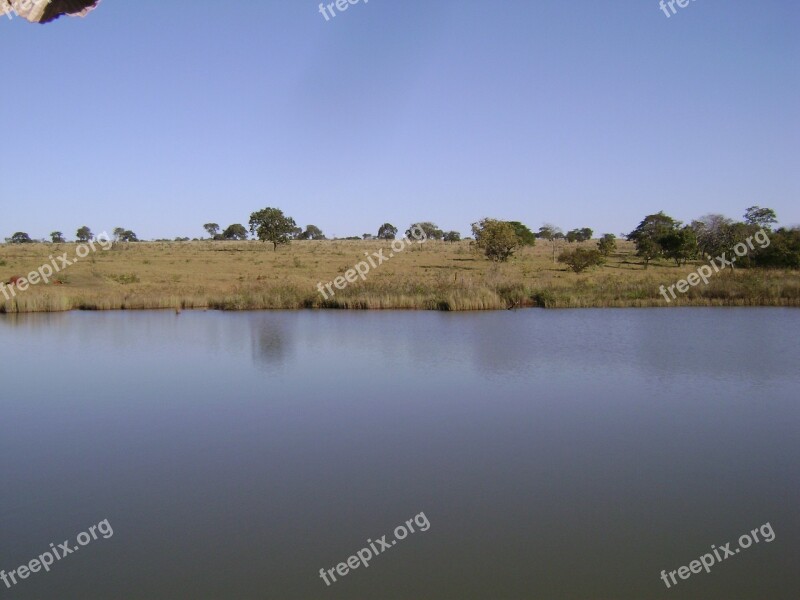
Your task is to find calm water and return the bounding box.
[0,309,798,599]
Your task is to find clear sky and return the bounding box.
[1,0,798,241]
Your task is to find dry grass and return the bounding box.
[1,239,799,313]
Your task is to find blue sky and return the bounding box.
[1,0,798,240]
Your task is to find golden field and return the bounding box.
[1,239,799,313]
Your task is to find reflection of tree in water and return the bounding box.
[251,318,292,368]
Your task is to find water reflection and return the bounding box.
[250,314,294,368]
[0,309,797,599]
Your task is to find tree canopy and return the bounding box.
[222,224,249,240]
[377,223,398,240]
[472,218,519,262]
[76,226,93,242]
[406,222,444,240]
[507,221,537,246]
[299,225,326,240]
[249,208,297,250]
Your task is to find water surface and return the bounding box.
[1,309,798,599]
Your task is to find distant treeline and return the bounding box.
[4,205,798,269]
[625,206,800,270]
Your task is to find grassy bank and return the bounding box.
[1,240,799,313]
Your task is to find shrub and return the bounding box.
[558,248,605,273]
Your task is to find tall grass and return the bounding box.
[1,240,798,313]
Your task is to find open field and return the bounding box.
[1,239,799,313]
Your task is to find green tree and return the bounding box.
[566,228,592,243]
[507,221,536,246]
[659,226,698,266]
[558,247,605,273]
[377,223,398,240]
[76,226,93,242]
[299,225,326,240]
[626,211,679,268]
[249,208,297,250]
[203,223,220,238]
[50,231,65,243]
[596,233,617,256]
[471,218,519,262]
[9,232,33,244]
[744,206,778,230]
[752,228,800,269]
[443,231,461,242]
[222,224,249,240]
[406,222,443,240]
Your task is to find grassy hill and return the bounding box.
[1,239,799,313]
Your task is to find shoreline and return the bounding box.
[2,294,799,315]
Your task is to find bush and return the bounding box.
[558,248,605,273]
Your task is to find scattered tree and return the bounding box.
[507,221,537,246]
[596,233,617,256]
[76,226,93,242]
[443,231,462,242]
[203,223,220,238]
[112,227,138,242]
[566,227,593,243]
[9,232,33,244]
[377,223,398,240]
[406,222,443,240]
[222,224,249,240]
[111,227,139,242]
[50,231,66,243]
[626,211,679,268]
[744,206,778,230]
[472,218,519,262]
[249,208,297,250]
[538,224,564,263]
[299,225,326,240]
